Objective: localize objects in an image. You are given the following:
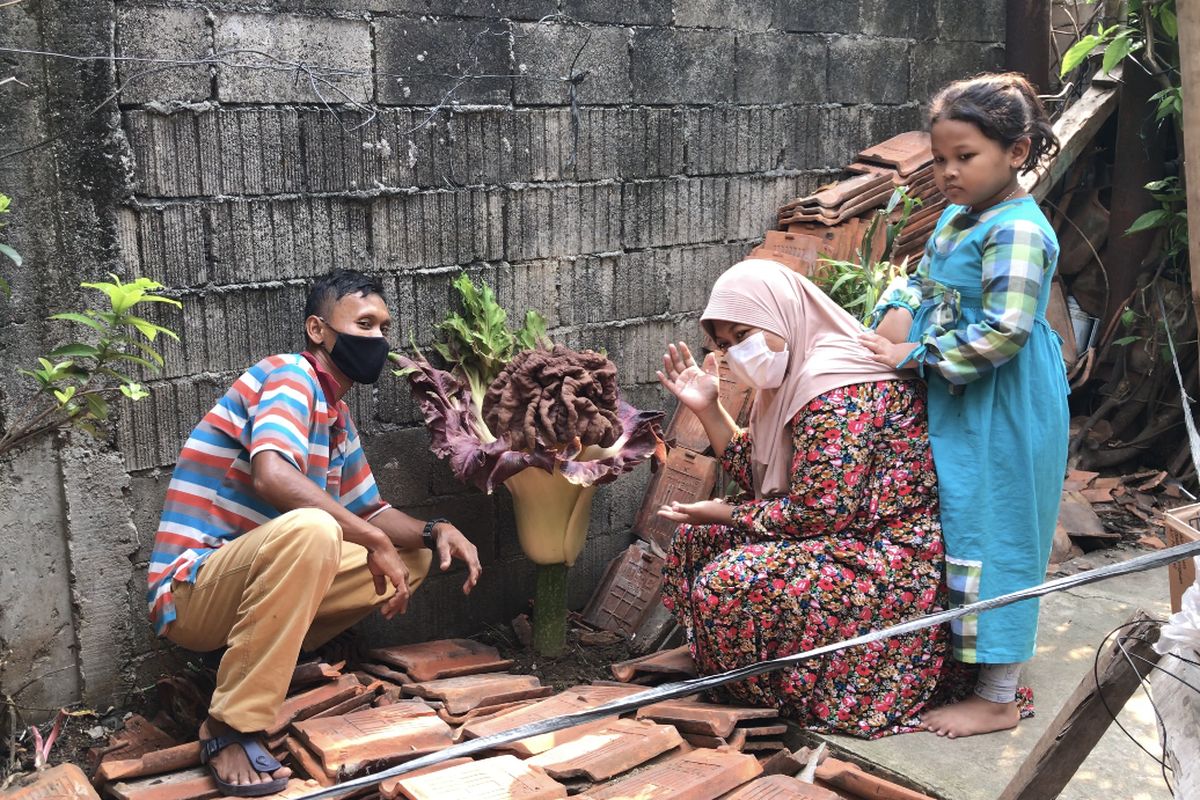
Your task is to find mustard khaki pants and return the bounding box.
[164,508,432,732]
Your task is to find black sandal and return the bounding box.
[199,731,289,797]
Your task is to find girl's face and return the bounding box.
[708,320,787,353]
[930,118,1031,212]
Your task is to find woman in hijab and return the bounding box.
[657,259,949,738]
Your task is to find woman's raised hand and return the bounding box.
[657,342,720,414]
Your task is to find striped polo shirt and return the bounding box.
[146,353,389,634]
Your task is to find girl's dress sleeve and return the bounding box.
[907,218,1053,385]
[727,401,866,539]
[719,429,756,495]
[869,252,927,327]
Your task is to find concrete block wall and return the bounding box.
[0,0,1005,713]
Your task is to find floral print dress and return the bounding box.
[662,379,950,738]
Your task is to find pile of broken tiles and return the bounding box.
[754,131,946,274]
[11,639,937,800]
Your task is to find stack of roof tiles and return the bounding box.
[47,637,937,800]
[754,131,946,274]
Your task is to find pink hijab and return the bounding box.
[702,259,909,498]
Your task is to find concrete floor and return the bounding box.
[794,565,1176,800]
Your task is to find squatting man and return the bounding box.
[146,269,482,796]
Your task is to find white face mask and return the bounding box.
[725,331,789,390]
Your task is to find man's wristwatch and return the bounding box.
[422,517,449,551]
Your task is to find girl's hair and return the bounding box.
[929,72,1060,174]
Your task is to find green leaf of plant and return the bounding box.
[49,343,101,359]
[1113,335,1141,346]
[1061,33,1102,76]
[84,394,110,419]
[49,311,107,333]
[119,382,150,401]
[124,315,180,342]
[53,386,77,406]
[109,352,158,370]
[1101,33,1137,75]
[1125,209,1169,234]
[0,242,21,268]
[1158,7,1178,37]
[0,276,10,299]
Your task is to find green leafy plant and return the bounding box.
[1125,177,1188,261]
[0,275,181,458]
[0,193,19,299]
[1060,1,1179,128]
[813,187,920,322]
[427,273,548,426]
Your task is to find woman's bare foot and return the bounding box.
[919,694,1020,738]
[199,717,291,789]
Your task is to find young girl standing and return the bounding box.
[861,73,1069,738]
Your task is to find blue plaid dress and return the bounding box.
[874,196,1069,663]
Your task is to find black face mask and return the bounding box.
[321,320,389,384]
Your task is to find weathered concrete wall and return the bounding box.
[0,0,1005,714]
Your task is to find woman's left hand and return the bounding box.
[860,331,917,369]
[657,499,735,525]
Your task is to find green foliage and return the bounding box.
[0,193,18,299]
[0,275,181,457]
[1125,177,1188,260]
[1062,2,1179,127]
[431,272,549,415]
[813,187,920,323]
[1062,2,1186,273]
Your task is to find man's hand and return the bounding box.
[860,331,918,369]
[366,540,411,619]
[433,523,482,595]
[657,499,735,526]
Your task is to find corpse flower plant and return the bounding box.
[392,275,664,656]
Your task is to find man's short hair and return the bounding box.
[304,269,386,322]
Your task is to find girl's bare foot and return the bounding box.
[919,694,1020,738]
[199,717,291,789]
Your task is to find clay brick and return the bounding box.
[633,448,720,552]
[636,700,778,738]
[89,714,178,769]
[579,747,763,800]
[366,639,513,681]
[94,743,203,785]
[583,544,665,637]
[266,675,363,736]
[379,758,476,799]
[285,736,334,788]
[107,767,218,800]
[4,764,100,800]
[527,718,684,782]
[292,703,452,778]
[815,758,936,800]
[440,699,533,728]
[290,660,345,691]
[611,645,696,683]
[461,691,616,756]
[391,754,566,800]
[403,674,553,715]
[723,775,841,800]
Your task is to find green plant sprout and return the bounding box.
[0,275,181,458]
[813,186,921,323]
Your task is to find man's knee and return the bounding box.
[268,508,342,564]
